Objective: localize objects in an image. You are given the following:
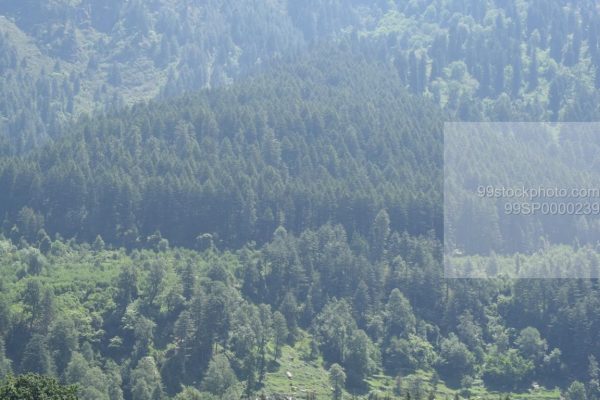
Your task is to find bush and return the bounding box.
[0,374,78,399]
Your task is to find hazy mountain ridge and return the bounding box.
[0,0,383,151]
[3,0,600,152]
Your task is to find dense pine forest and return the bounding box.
[1,1,600,399]
[0,50,443,249]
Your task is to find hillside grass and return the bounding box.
[263,335,561,400]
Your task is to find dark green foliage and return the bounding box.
[384,335,436,375]
[47,318,78,376]
[0,374,77,399]
[0,48,443,250]
[20,334,54,375]
[385,289,416,339]
[201,355,237,397]
[272,311,288,360]
[345,330,375,385]
[436,334,476,386]
[131,357,164,400]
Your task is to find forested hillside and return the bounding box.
[0,0,378,152]
[2,226,600,399]
[1,1,600,399]
[2,47,600,398]
[3,0,600,152]
[0,48,443,249]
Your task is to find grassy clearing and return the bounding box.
[263,337,561,400]
[367,370,560,400]
[263,336,333,399]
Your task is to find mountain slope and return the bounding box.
[4,0,600,153]
[0,47,444,249]
[0,0,390,151]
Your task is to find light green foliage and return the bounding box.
[482,350,534,391]
[565,381,587,400]
[173,386,209,400]
[0,225,581,400]
[0,221,586,400]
